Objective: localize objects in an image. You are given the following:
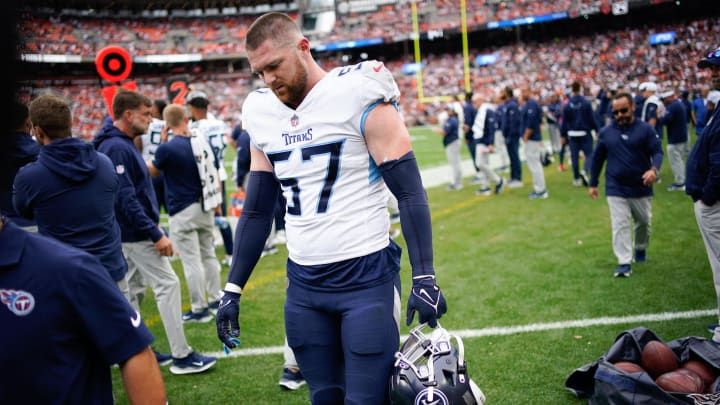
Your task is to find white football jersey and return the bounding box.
[243,60,399,265]
[190,117,230,181]
[140,118,170,161]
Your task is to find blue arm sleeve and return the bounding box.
[225,171,280,292]
[379,151,435,278]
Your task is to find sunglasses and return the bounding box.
[612,107,630,116]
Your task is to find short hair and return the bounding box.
[29,94,72,139]
[245,12,302,52]
[112,89,152,121]
[153,99,167,116]
[612,92,634,107]
[11,99,29,132]
[571,81,582,93]
[163,104,187,128]
[503,86,514,100]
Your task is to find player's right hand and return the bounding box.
[216,291,241,348]
[154,235,174,257]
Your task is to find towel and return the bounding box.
[190,133,223,212]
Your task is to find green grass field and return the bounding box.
[112,126,711,404]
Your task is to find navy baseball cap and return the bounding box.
[698,47,720,68]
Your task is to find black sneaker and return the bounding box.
[153,349,172,366]
[494,178,506,194]
[279,367,306,390]
[182,308,213,323]
[170,351,217,375]
[614,264,632,278]
[634,249,646,263]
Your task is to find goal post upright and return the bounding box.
[410,0,471,104]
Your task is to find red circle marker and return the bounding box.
[95,46,132,83]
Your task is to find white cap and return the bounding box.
[708,90,720,106]
[639,82,658,92]
[659,90,675,99]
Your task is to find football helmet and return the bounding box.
[389,323,485,405]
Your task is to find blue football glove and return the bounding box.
[406,276,447,328]
[216,291,241,350]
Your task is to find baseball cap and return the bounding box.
[187,91,210,108]
[659,90,674,99]
[639,82,658,92]
[698,47,720,68]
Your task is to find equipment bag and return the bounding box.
[565,326,720,404]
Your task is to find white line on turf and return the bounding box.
[210,308,716,359]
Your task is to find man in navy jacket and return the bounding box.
[589,92,663,278]
[561,81,599,187]
[686,46,720,342]
[1,100,39,230]
[658,90,689,191]
[14,94,126,284]
[94,89,216,375]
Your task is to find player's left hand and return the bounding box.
[406,276,447,328]
[216,291,241,350]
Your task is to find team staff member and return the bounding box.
[0,216,166,404]
[471,92,505,196]
[148,103,223,323]
[501,86,523,187]
[686,46,720,342]
[658,89,689,191]
[187,91,234,263]
[0,100,39,230]
[13,94,127,285]
[94,89,216,375]
[216,13,447,404]
[520,85,548,199]
[589,92,663,278]
[561,81,599,187]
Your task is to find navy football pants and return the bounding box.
[285,273,401,405]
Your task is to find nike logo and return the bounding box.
[192,361,205,367]
[130,310,142,328]
[373,63,383,72]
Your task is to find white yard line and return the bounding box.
[210,308,716,359]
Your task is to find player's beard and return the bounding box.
[275,60,308,109]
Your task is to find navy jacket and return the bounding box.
[442,115,459,146]
[521,98,543,141]
[0,221,153,404]
[686,109,720,205]
[0,132,40,226]
[232,125,251,187]
[93,124,164,244]
[659,99,688,144]
[590,118,663,198]
[463,101,477,141]
[501,98,522,140]
[561,95,599,138]
[13,138,127,282]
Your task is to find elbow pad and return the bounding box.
[379,151,435,277]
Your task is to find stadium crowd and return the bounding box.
[20,0,599,57]
[17,16,719,140]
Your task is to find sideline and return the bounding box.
[208,308,716,359]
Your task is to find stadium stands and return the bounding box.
[15,2,720,138]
